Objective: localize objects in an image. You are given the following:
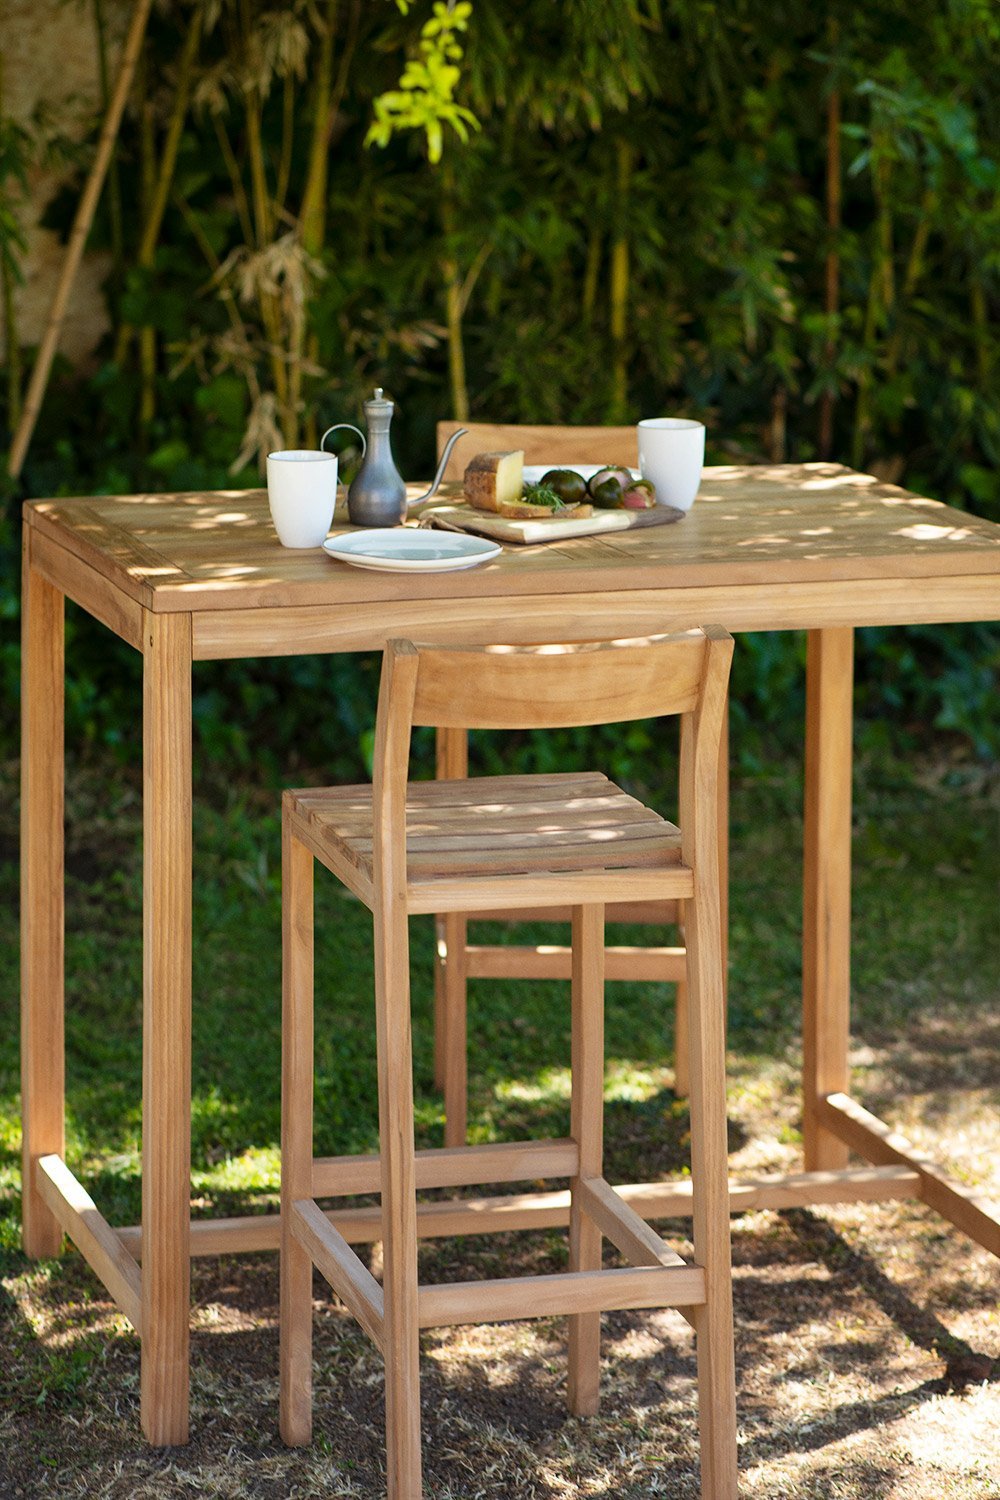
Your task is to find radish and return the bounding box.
[621,479,657,509]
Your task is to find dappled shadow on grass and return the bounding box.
[859,1007,1000,1102]
[779,1208,998,1392]
[3,1197,999,1498]
[1,752,997,1494]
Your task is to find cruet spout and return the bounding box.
[407,427,468,507]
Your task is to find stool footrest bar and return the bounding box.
[453,900,684,924]
[819,1093,1000,1257]
[37,1154,142,1332]
[291,1199,385,1351]
[577,1176,685,1268]
[311,1137,579,1198]
[466,945,687,982]
[417,1263,706,1328]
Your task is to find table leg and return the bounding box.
[141,610,193,1444]
[802,628,853,1171]
[21,534,66,1259]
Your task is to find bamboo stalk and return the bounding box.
[143,10,202,225]
[138,60,156,429]
[213,114,255,248]
[608,139,633,423]
[301,0,360,417]
[852,128,894,470]
[241,71,288,428]
[884,187,936,381]
[300,1,337,257]
[458,239,492,320]
[245,94,272,248]
[441,162,469,421]
[0,52,24,431]
[970,271,991,388]
[114,5,204,364]
[294,0,338,438]
[582,225,601,329]
[817,36,841,459]
[2,254,22,433]
[852,261,881,469]
[875,149,895,315]
[769,385,787,462]
[275,72,295,217]
[139,325,156,426]
[8,0,154,478]
[92,0,124,281]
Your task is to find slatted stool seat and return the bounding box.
[279,630,738,1500]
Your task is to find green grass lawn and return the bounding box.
[0,748,997,1496]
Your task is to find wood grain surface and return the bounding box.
[24,465,1000,621]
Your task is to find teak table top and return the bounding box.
[27,461,1000,606]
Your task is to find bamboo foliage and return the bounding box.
[3,0,998,523]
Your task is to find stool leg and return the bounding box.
[674,931,690,1100]
[374,898,423,1499]
[568,902,605,1417]
[439,913,468,1147]
[677,696,729,1102]
[435,726,469,1143]
[433,917,447,1092]
[280,821,315,1446]
[685,883,738,1499]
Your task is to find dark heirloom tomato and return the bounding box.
[539,468,589,505]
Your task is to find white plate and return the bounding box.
[323,528,502,573]
[522,464,640,484]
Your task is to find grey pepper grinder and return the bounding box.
[341,387,467,527]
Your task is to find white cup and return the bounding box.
[266,450,339,548]
[637,417,705,512]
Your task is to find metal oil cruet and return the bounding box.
[323,388,465,527]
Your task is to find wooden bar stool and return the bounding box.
[430,421,729,1143]
[279,628,737,1499]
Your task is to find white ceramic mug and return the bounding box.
[266,424,365,548]
[266,450,338,548]
[637,417,705,512]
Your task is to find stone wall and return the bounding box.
[1,0,130,366]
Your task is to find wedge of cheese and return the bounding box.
[463,450,524,511]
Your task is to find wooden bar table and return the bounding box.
[20,462,1000,1444]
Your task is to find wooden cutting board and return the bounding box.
[416,500,685,545]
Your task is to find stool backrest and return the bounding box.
[408,633,711,729]
[436,422,637,484]
[371,629,734,898]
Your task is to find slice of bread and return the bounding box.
[492,498,594,519]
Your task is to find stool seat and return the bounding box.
[287,771,686,913]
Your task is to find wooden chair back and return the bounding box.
[371,629,733,899]
[437,422,638,483]
[410,633,716,730]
